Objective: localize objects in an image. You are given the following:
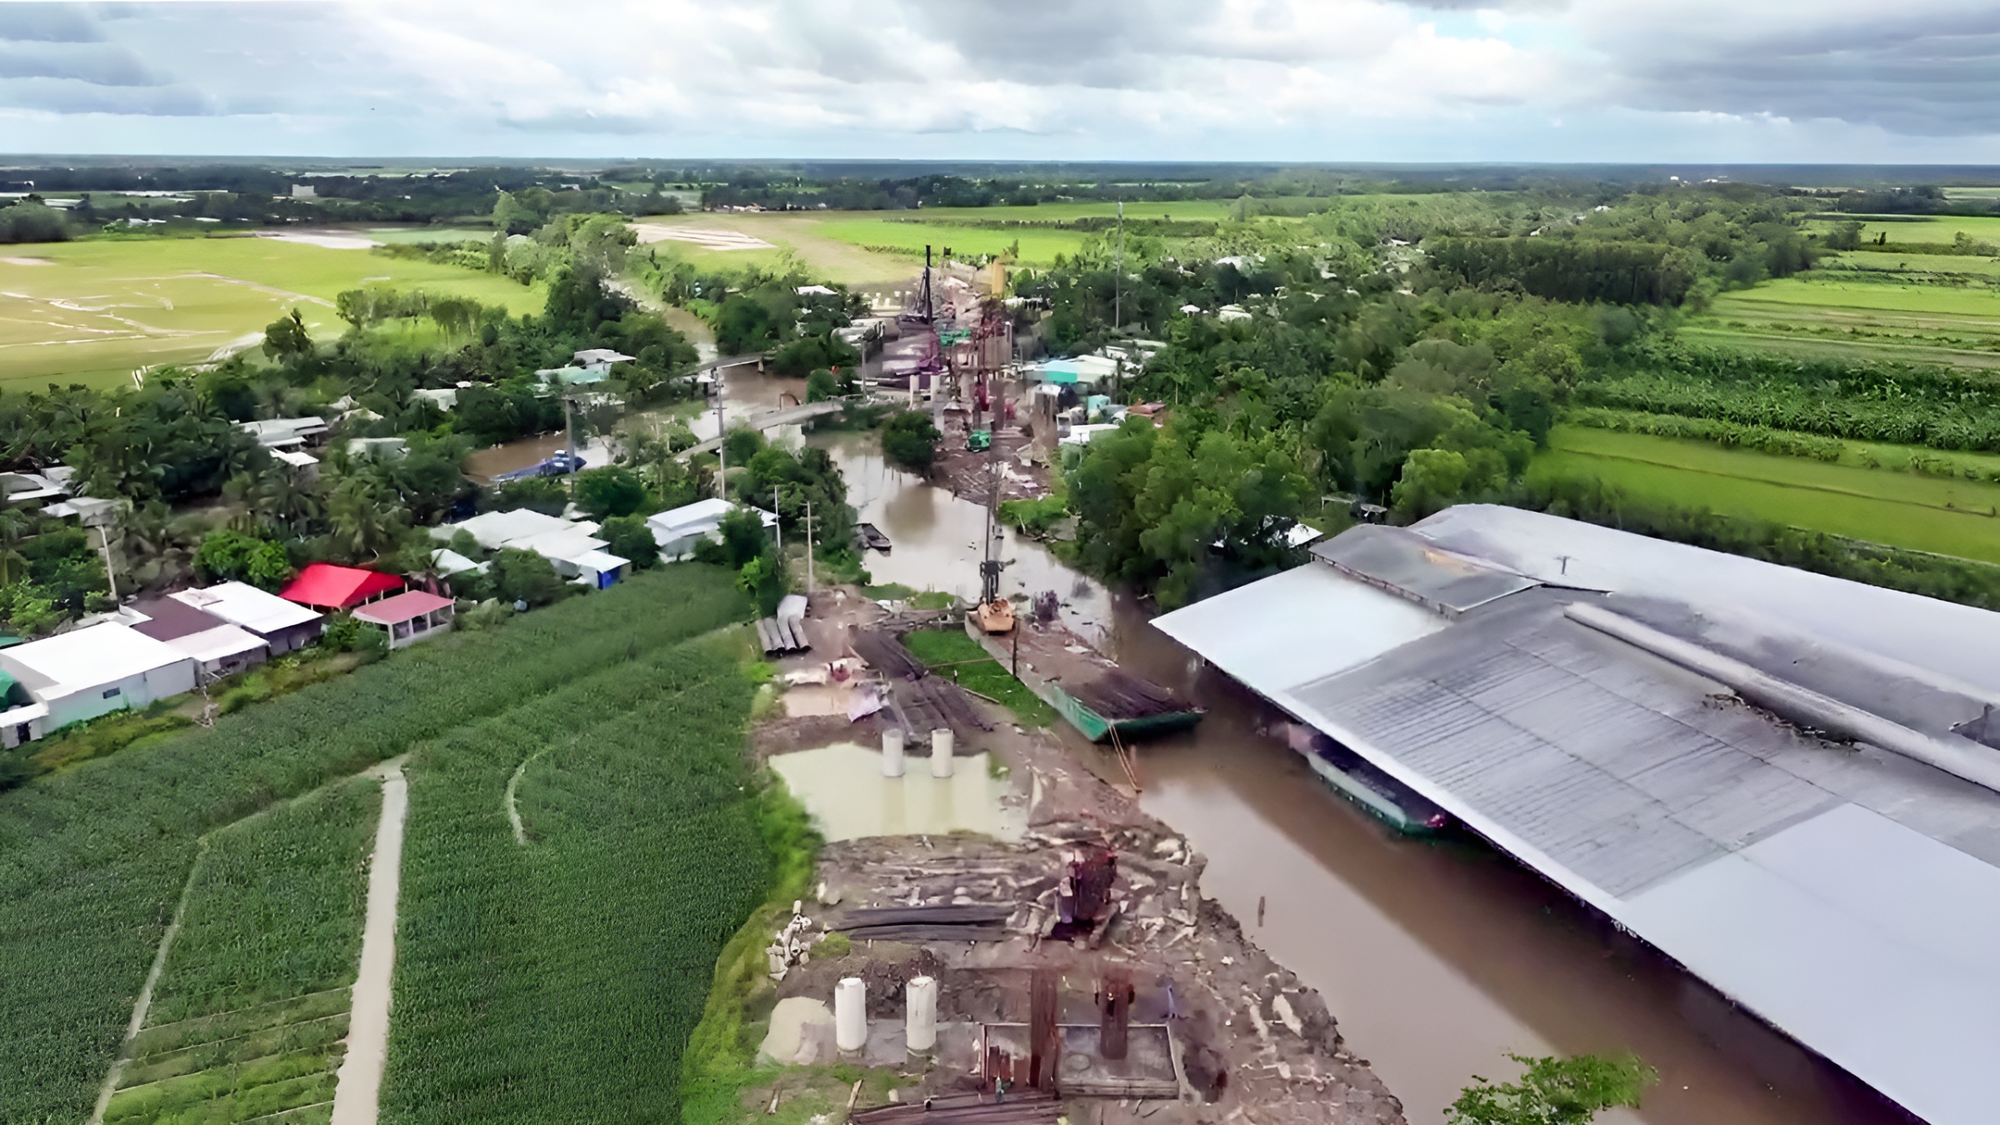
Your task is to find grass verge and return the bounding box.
[679,776,824,1125]
[901,628,1058,727]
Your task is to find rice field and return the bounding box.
[814,217,1094,267]
[1681,211,2000,368]
[0,236,544,388]
[1536,426,2000,563]
[1806,213,2000,245]
[0,567,751,1124]
[1682,275,2000,369]
[629,200,1241,289]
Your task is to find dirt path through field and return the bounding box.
[330,756,409,1125]
[87,842,207,1125]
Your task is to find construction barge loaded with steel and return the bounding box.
[965,615,1204,744]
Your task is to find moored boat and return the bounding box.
[1271,720,1450,835]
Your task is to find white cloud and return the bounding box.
[0,0,1992,159]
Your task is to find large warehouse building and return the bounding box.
[1155,504,2000,1125]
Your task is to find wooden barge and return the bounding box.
[966,616,1203,743]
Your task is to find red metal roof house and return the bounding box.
[279,563,404,612]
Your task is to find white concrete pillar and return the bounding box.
[835,977,868,1053]
[882,728,905,778]
[906,975,938,1054]
[930,728,955,778]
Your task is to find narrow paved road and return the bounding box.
[331,758,409,1125]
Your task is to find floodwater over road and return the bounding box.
[794,385,1911,1125]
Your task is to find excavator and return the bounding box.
[976,557,1015,635]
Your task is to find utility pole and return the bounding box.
[804,498,815,595]
[96,522,118,603]
[1113,200,1125,334]
[714,387,726,499]
[563,392,577,498]
[774,487,782,556]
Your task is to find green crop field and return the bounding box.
[1682,274,2000,369]
[905,200,1235,223]
[0,567,752,1125]
[1808,213,2000,245]
[104,777,380,1125]
[631,200,1241,290]
[1685,211,2000,368]
[383,631,766,1125]
[814,217,1093,266]
[1537,425,2000,563]
[0,236,544,388]
[1825,250,2000,279]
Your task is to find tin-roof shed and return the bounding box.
[280,563,404,611]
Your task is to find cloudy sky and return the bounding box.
[1,0,1998,162]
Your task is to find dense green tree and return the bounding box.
[324,469,409,564]
[714,295,778,355]
[389,444,471,524]
[881,411,942,474]
[598,515,659,570]
[491,547,565,607]
[260,309,313,361]
[496,477,569,516]
[1447,1053,1656,1125]
[0,201,68,244]
[194,529,294,590]
[573,466,648,520]
[694,508,774,570]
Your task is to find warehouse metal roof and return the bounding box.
[1156,506,2000,1125]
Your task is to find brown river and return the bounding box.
[779,380,1911,1125]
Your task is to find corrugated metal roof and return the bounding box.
[1152,562,1446,692]
[1414,504,2000,697]
[1311,524,1538,614]
[0,623,190,696]
[171,582,323,635]
[280,563,403,610]
[353,590,454,625]
[1157,509,2000,1125]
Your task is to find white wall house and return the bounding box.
[436,510,630,589]
[170,583,325,654]
[646,499,777,560]
[0,623,197,742]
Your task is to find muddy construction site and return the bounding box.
[741,590,1407,1125]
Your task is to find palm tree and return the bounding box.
[326,473,407,564]
[114,501,203,592]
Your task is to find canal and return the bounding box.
[797,397,1909,1125]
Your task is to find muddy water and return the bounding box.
[818,431,1112,627]
[464,352,801,484]
[779,372,1907,1125]
[767,742,1025,843]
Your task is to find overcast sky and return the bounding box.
[2,0,1998,163]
